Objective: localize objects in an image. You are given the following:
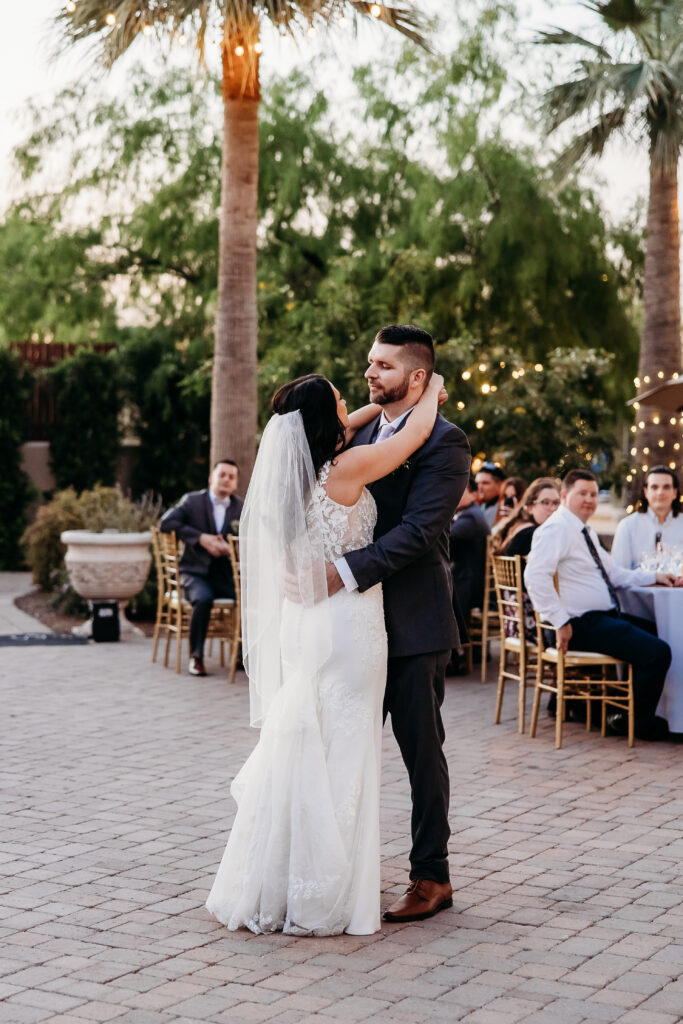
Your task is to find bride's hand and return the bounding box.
[437,384,448,406]
[428,372,444,395]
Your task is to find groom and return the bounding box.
[327,324,471,921]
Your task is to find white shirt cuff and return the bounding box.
[334,556,359,592]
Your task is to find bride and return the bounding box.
[206,369,443,936]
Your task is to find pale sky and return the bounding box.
[0,1,650,222]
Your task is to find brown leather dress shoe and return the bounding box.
[383,879,453,922]
[189,656,207,677]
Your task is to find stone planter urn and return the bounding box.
[60,530,152,638]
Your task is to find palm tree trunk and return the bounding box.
[634,157,681,477]
[211,43,260,486]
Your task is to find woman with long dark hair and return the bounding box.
[206,369,443,936]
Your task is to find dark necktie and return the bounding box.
[581,526,620,612]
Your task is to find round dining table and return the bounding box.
[620,585,683,733]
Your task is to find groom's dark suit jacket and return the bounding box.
[346,413,471,657]
[160,489,243,579]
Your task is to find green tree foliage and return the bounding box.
[1,7,641,482]
[0,352,35,569]
[47,350,121,491]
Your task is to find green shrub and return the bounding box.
[21,485,161,605]
[47,350,121,491]
[0,351,35,569]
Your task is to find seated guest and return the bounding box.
[492,477,560,558]
[525,468,678,741]
[612,465,683,569]
[449,476,490,671]
[492,477,560,642]
[493,476,526,526]
[160,459,243,677]
[475,462,505,527]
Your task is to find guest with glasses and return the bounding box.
[525,468,679,741]
[475,462,505,527]
[492,477,559,557]
[612,466,683,570]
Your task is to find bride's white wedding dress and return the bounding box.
[206,461,387,935]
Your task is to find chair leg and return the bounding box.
[627,671,635,747]
[175,607,183,674]
[164,623,171,667]
[152,617,161,663]
[494,646,505,724]
[518,647,526,734]
[530,663,543,738]
[228,636,240,685]
[555,666,565,749]
[480,609,488,683]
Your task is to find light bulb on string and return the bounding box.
[630,426,636,433]
[462,370,471,381]
[653,415,660,424]
[478,363,487,372]
[475,419,485,429]
[643,447,650,454]
[671,418,677,426]
[633,402,640,410]
[481,384,490,394]
[499,361,506,368]
[66,0,76,11]
[644,376,651,383]
[675,443,681,451]
[339,15,347,26]
[370,3,382,16]
[235,44,244,54]
[254,42,263,53]
[105,12,116,25]
[630,447,637,456]
[626,504,634,513]
[178,33,187,44]
[658,440,665,448]
[638,421,645,429]
[634,377,640,387]
[658,371,665,379]
[534,363,543,372]
[143,24,152,35]
[670,462,677,470]
[456,401,465,410]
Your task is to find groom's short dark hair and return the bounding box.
[375,324,435,376]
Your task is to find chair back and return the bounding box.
[158,530,183,596]
[150,525,164,590]
[491,554,524,639]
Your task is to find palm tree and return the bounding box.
[56,1,427,482]
[537,0,683,477]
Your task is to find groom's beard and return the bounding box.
[369,373,410,405]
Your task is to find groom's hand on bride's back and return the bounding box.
[282,564,343,602]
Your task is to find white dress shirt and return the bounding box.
[209,490,231,533]
[524,504,656,627]
[334,408,413,592]
[611,507,683,570]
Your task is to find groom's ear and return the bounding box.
[409,367,427,391]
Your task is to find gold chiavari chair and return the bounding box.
[468,535,501,682]
[491,554,538,733]
[529,614,634,749]
[154,528,240,682]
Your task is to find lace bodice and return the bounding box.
[311,461,377,561]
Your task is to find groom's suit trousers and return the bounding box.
[384,649,451,885]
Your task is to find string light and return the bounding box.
[254,42,263,53]
[339,15,348,27]
[658,440,665,448]
[475,419,485,429]
[675,443,681,451]
[178,33,187,44]
[644,376,651,383]
[626,474,633,482]
[638,421,645,429]
[634,377,640,387]
[630,426,636,433]
[653,415,660,424]
[630,447,637,456]
[307,25,316,35]
[478,363,487,372]
[143,24,152,35]
[658,371,665,378]
[235,44,244,54]
[643,447,650,454]
[462,370,471,381]
[105,12,116,25]
[534,363,543,372]
[499,361,506,368]
[456,401,465,410]
[481,384,490,394]
[65,0,76,11]
[626,504,634,513]
[643,465,649,472]
[671,418,678,425]
[670,462,677,469]
[370,3,382,15]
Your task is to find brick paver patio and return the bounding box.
[2,574,683,1023]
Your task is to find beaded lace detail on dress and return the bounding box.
[311,460,377,560]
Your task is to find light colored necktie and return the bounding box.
[375,422,395,444]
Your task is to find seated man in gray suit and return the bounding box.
[160,459,243,677]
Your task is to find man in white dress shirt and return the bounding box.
[612,465,683,569]
[525,468,678,740]
[160,460,243,677]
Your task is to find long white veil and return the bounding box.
[239,411,332,727]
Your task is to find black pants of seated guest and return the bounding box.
[383,650,451,885]
[569,610,671,727]
[182,571,235,659]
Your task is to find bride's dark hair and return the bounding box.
[271,374,347,476]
